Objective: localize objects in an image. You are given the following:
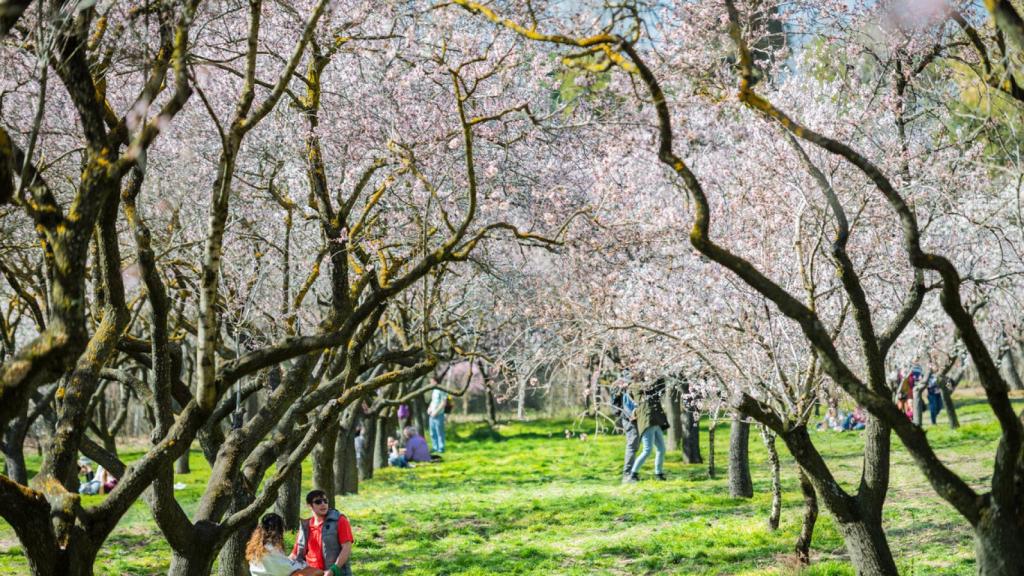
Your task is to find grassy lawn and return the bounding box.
[2,391,1019,575]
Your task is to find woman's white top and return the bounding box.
[249,544,306,576]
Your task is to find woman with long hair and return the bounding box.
[247,513,324,576]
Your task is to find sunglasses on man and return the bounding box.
[311,498,329,505]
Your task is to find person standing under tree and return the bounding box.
[926,371,944,425]
[291,490,354,576]
[427,383,448,454]
[612,375,640,483]
[397,403,412,430]
[627,376,670,482]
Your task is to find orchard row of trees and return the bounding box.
[3,1,1024,575]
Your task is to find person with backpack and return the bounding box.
[290,490,354,576]
[626,377,670,482]
[427,383,449,454]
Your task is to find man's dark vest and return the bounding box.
[296,509,352,575]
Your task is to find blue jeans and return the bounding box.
[622,418,640,475]
[429,414,446,453]
[928,392,943,424]
[631,426,665,475]
[79,480,100,495]
[389,454,409,468]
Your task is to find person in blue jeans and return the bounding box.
[627,377,670,482]
[926,372,944,425]
[612,378,640,483]
[428,386,448,453]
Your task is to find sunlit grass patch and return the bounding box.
[3,395,1018,574]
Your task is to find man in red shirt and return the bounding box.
[290,490,354,576]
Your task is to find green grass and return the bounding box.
[2,392,1019,575]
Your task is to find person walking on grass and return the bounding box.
[427,383,448,453]
[291,490,354,576]
[612,375,640,483]
[247,513,323,576]
[626,376,670,482]
[926,371,944,425]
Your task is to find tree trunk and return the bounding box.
[334,425,358,496]
[168,549,218,576]
[412,394,428,437]
[373,414,389,471]
[276,456,302,530]
[587,360,599,417]
[681,409,702,464]
[941,381,959,429]
[167,529,220,576]
[358,415,376,481]
[175,450,191,475]
[25,543,101,576]
[2,415,29,484]
[312,424,337,508]
[1000,347,1024,391]
[761,425,781,531]
[245,384,261,423]
[728,416,753,498]
[1014,338,1024,390]
[973,508,1024,576]
[485,382,498,425]
[218,488,254,576]
[794,467,817,566]
[835,517,899,576]
[218,534,250,576]
[779,423,898,576]
[516,377,527,420]
[8,508,63,576]
[666,386,683,451]
[2,442,28,485]
[707,420,717,479]
[99,430,118,456]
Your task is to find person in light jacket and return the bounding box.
[427,384,448,453]
[247,513,323,576]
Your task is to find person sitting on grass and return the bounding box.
[841,406,867,431]
[246,513,323,576]
[80,464,117,495]
[98,464,118,493]
[816,406,843,431]
[291,490,354,576]
[78,460,100,494]
[387,426,431,468]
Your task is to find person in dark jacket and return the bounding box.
[626,378,670,482]
[926,372,944,425]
